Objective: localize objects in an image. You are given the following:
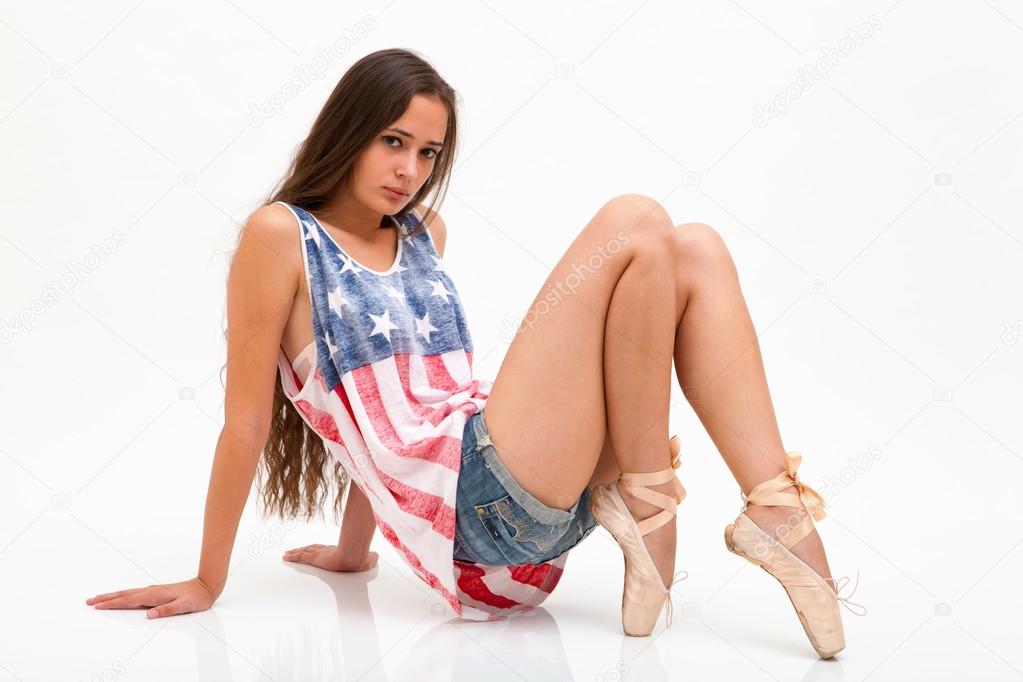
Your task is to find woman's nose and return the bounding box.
[398,154,419,180]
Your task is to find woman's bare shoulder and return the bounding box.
[240,202,304,274]
[414,203,446,257]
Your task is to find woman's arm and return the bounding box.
[201,203,303,595]
[88,204,302,617]
[196,426,271,598]
[336,481,376,559]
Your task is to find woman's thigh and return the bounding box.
[454,411,599,565]
[482,194,676,511]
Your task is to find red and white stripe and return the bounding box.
[277,345,568,620]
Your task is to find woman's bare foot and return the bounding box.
[743,485,836,592]
[617,479,678,589]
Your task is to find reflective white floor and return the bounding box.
[5,490,1020,681]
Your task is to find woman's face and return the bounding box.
[349,93,448,214]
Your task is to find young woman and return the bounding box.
[86,48,862,657]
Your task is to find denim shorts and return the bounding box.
[453,407,598,565]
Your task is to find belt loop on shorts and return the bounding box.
[473,408,492,449]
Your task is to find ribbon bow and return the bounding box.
[669,434,682,469]
[662,569,690,629]
[831,571,868,616]
[783,451,827,522]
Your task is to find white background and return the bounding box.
[2,1,1022,680]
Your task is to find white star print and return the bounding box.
[339,254,363,276]
[327,286,350,316]
[325,329,339,359]
[430,254,445,272]
[382,283,406,303]
[304,223,321,247]
[415,312,439,342]
[368,309,400,343]
[393,260,408,273]
[428,279,452,303]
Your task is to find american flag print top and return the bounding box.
[272,201,570,621]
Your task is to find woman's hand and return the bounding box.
[283,544,378,572]
[86,577,219,619]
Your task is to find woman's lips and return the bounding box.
[384,187,407,199]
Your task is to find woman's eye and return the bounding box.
[383,135,437,159]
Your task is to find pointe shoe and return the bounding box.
[723,451,866,658]
[590,434,688,636]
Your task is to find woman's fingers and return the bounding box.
[86,588,144,604]
[283,544,328,562]
[284,545,342,570]
[89,587,168,610]
[92,585,188,610]
[147,598,189,619]
[285,544,327,552]
[88,588,156,608]
[280,544,376,572]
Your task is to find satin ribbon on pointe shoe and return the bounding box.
[726,449,864,657]
[740,451,826,521]
[659,434,687,630]
[741,452,869,617]
[667,434,685,505]
[830,571,868,616]
[661,569,690,629]
[737,450,832,555]
[782,451,826,522]
[669,434,682,470]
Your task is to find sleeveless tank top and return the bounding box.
[272,201,570,620]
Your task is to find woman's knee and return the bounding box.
[674,222,734,273]
[595,193,675,246]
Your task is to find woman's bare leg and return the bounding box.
[484,194,680,586]
[584,221,835,587]
[593,203,680,589]
[670,222,834,586]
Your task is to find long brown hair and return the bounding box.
[225,48,459,524]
